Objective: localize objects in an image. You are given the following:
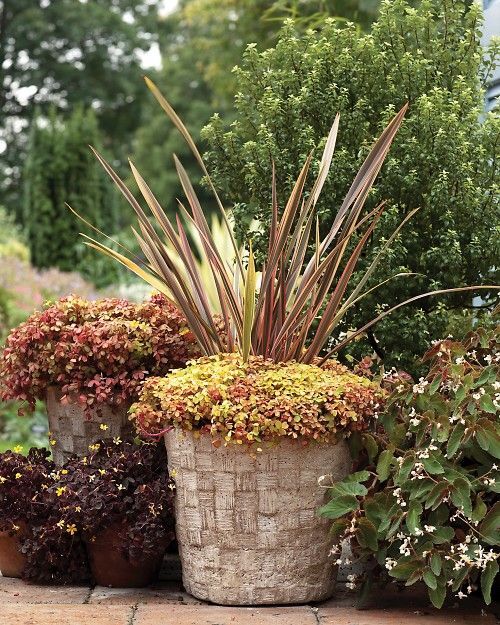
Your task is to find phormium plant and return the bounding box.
[320,322,500,607]
[82,79,495,367]
[0,294,199,414]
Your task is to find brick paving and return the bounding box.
[0,576,498,625]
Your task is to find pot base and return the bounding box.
[86,525,165,588]
[0,528,26,578]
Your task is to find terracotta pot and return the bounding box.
[86,524,166,587]
[0,524,27,578]
[165,430,351,605]
[46,386,133,465]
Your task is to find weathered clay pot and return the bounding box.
[165,430,351,605]
[0,524,27,578]
[86,524,166,588]
[46,387,133,465]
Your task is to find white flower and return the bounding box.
[413,378,429,394]
[385,558,397,571]
[456,591,466,600]
[424,525,436,533]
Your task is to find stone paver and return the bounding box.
[89,582,202,605]
[0,577,90,604]
[0,605,132,625]
[0,576,498,625]
[317,606,497,624]
[134,604,317,625]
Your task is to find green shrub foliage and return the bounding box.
[202,0,500,369]
[23,106,119,286]
[320,321,500,608]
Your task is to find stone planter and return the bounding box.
[165,430,351,605]
[46,387,133,465]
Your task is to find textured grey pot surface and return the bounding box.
[165,430,351,605]
[46,386,132,465]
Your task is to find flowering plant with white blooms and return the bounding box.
[320,321,499,608]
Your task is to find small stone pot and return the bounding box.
[46,387,133,465]
[86,524,166,588]
[0,524,27,578]
[165,430,351,605]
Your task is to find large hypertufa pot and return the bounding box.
[165,430,351,605]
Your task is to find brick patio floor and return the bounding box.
[0,576,498,625]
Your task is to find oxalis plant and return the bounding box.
[320,322,499,607]
[74,78,496,367]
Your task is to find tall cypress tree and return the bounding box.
[23,106,119,286]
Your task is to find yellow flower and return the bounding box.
[13,445,23,454]
[56,486,67,497]
[99,424,109,431]
[179,326,190,336]
[15,473,22,479]
[61,469,68,475]
[88,443,100,452]
[49,439,57,446]
[98,469,106,476]
[170,469,177,478]
[66,524,77,536]
[113,437,122,445]
[56,520,65,529]
[75,506,81,513]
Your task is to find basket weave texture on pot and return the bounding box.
[165,429,351,605]
[46,387,132,465]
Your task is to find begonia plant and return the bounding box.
[320,322,500,607]
[0,294,198,414]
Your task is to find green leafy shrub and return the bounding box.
[23,106,121,287]
[320,322,500,607]
[202,0,500,370]
[130,353,385,446]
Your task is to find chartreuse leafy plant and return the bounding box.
[130,354,385,446]
[320,322,500,608]
[0,294,198,414]
[80,79,495,365]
